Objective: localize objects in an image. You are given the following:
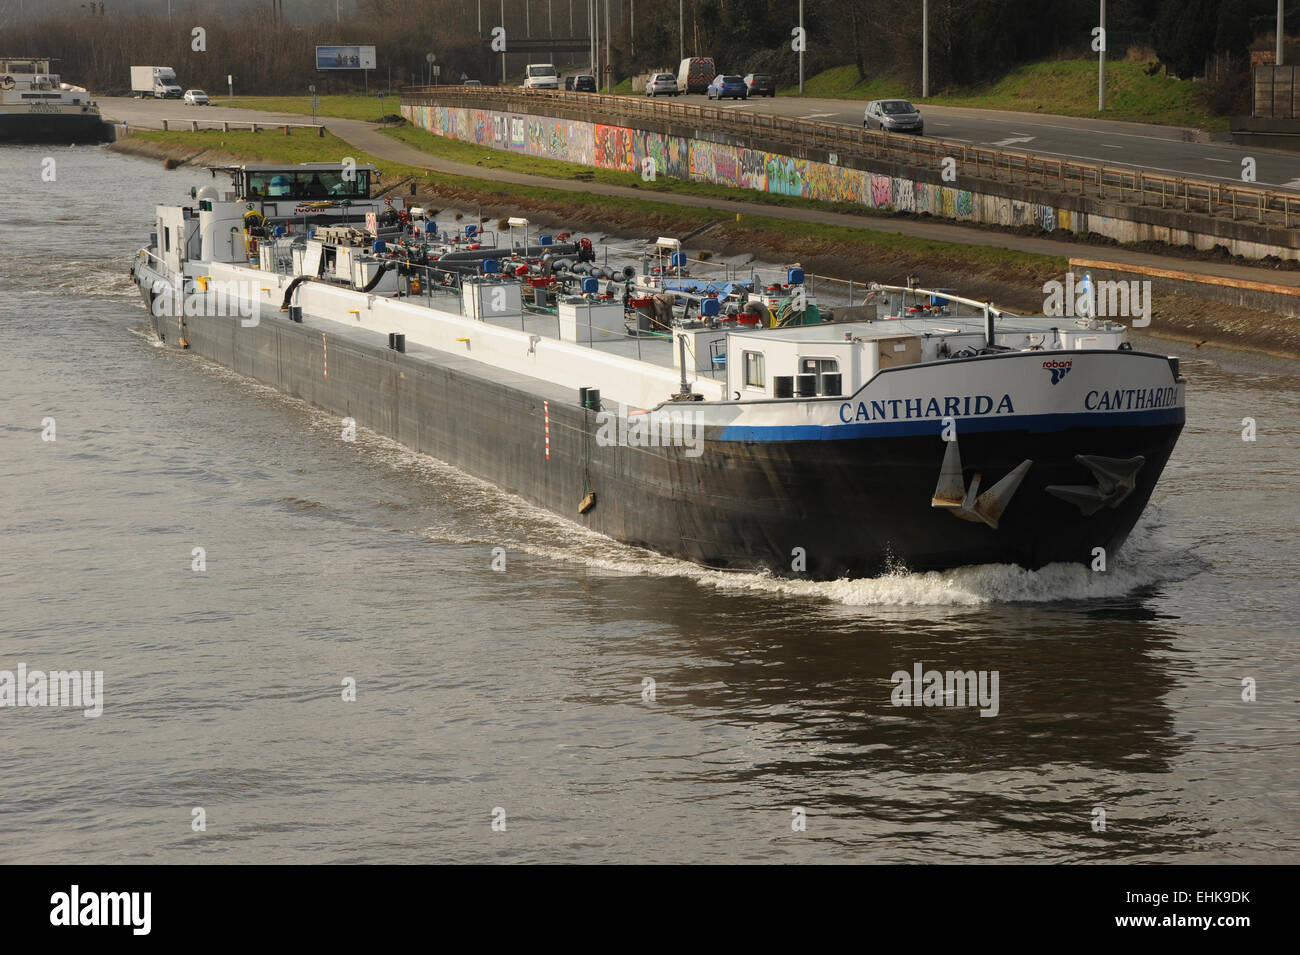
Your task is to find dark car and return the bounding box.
[707,74,747,100]
[565,73,596,92]
[864,99,924,134]
[743,73,775,97]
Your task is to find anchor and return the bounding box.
[930,438,1032,530]
[1046,455,1145,516]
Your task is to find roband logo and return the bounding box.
[1042,359,1072,385]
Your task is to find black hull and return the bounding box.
[0,112,108,144]
[141,295,1182,580]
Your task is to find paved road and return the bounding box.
[656,92,1300,191]
[100,97,1300,289]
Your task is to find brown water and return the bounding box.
[0,145,1297,863]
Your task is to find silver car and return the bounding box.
[864,99,923,134]
[645,73,679,97]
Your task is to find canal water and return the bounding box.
[1,145,1296,862]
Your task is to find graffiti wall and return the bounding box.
[401,102,1077,238]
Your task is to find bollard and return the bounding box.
[191,120,198,132]
[161,119,168,131]
[222,121,229,132]
[283,125,290,135]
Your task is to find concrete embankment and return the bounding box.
[402,91,1300,264]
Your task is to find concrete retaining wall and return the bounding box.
[402,98,1300,261]
[1071,257,1300,318]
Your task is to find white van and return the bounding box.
[522,64,559,90]
[676,57,716,94]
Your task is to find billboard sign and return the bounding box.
[316,45,377,71]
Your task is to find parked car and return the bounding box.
[522,63,559,90]
[743,73,775,97]
[182,89,209,105]
[864,99,924,134]
[706,74,747,100]
[572,73,597,92]
[645,73,679,96]
[463,78,483,87]
[676,56,716,94]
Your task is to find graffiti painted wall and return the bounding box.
[401,102,1081,237]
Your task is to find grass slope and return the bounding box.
[785,60,1225,131]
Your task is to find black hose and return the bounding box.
[280,275,314,311]
[360,261,391,293]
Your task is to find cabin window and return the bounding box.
[799,357,838,390]
[163,227,171,252]
[743,351,765,389]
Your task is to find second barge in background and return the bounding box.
[0,57,106,143]
[131,162,1186,579]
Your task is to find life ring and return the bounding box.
[244,209,266,230]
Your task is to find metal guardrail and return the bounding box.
[158,118,325,136]
[403,86,1300,231]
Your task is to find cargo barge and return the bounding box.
[130,162,1186,579]
[0,57,106,143]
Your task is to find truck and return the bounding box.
[521,63,559,90]
[130,66,182,99]
[676,57,716,95]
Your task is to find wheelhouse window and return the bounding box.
[242,169,371,200]
[743,351,765,389]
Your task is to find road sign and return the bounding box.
[432,65,441,77]
[426,52,436,64]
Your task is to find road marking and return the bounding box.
[930,121,952,126]
[989,135,1036,147]
[1099,144,1123,149]
[801,112,836,119]
[1283,178,1300,189]
[966,143,1283,187]
[1203,158,1231,163]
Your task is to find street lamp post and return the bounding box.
[1279,0,1286,66]
[798,0,804,93]
[679,0,684,62]
[922,0,929,98]
[1098,0,1106,111]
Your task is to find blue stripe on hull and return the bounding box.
[719,407,1187,441]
